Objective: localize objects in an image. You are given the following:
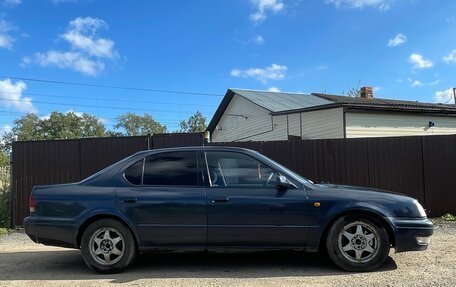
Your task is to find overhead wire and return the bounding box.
[0,76,224,97]
[0,90,218,107]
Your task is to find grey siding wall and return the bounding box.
[301,107,344,139]
[346,112,456,138]
[211,95,273,142]
[211,95,293,142]
[288,113,301,137]
[244,115,288,141]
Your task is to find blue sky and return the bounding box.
[1,0,456,133]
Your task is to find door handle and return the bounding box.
[211,197,229,204]
[123,197,137,203]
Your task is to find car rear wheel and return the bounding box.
[80,219,136,273]
[326,215,390,272]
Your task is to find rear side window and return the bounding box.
[124,160,143,185]
[143,151,198,186]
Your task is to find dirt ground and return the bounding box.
[0,219,455,287]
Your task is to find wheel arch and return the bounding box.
[76,213,140,249]
[318,208,396,253]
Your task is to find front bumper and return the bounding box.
[24,216,78,249]
[390,217,434,253]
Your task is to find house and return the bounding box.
[207,87,456,142]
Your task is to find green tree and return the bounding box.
[0,112,106,152]
[10,113,43,141]
[0,151,8,167]
[113,113,167,136]
[40,112,106,139]
[177,111,207,133]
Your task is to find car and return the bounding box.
[24,146,433,273]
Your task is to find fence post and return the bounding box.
[10,143,15,228]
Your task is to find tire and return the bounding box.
[80,219,136,273]
[326,214,390,272]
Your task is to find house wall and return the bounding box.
[211,98,346,142]
[287,113,301,137]
[345,111,456,138]
[300,107,345,139]
[211,95,275,142]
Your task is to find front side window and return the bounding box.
[205,151,278,188]
[143,151,198,186]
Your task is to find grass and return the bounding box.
[0,227,7,237]
[441,213,456,221]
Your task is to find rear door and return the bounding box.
[116,151,207,250]
[204,150,309,249]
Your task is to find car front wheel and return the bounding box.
[80,219,136,273]
[326,215,390,272]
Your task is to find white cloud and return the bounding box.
[50,0,77,3]
[408,77,440,88]
[388,33,407,47]
[0,19,14,49]
[249,0,284,23]
[3,0,21,6]
[30,51,105,76]
[0,79,36,113]
[268,86,280,92]
[435,88,454,103]
[230,64,288,84]
[409,53,433,69]
[22,17,118,76]
[325,0,390,11]
[443,49,456,63]
[249,35,265,45]
[316,65,327,71]
[411,80,423,87]
[40,109,85,121]
[230,69,241,77]
[0,124,12,136]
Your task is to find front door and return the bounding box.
[116,151,206,250]
[204,150,309,249]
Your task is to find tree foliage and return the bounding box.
[113,113,167,136]
[0,151,8,167]
[178,111,207,133]
[1,112,106,152]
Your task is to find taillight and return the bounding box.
[29,195,36,213]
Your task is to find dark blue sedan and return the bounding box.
[24,146,433,273]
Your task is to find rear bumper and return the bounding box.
[390,217,434,253]
[24,216,78,249]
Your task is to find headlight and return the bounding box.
[414,200,427,217]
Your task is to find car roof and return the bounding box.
[133,145,255,155]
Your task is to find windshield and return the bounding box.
[253,151,314,186]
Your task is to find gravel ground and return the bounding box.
[0,219,455,287]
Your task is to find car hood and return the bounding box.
[314,183,405,196]
[309,183,423,218]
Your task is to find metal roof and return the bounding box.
[230,89,332,112]
[207,89,456,132]
[313,93,456,112]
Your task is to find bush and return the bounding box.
[0,167,10,228]
[442,213,456,221]
[0,227,7,236]
[0,190,9,228]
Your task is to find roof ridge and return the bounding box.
[312,92,455,107]
[229,88,312,95]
